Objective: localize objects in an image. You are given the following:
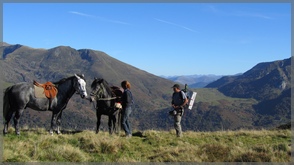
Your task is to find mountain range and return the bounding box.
[0,42,291,131]
[162,74,224,88]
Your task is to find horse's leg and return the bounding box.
[108,115,114,135]
[56,111,63,135]
[50,112,58,135]
[112,110,119,134]
[112,114,117,134]
[109,109,120,135]
[115,109,122,134]
[13,108,24,135]
[96,112,101,134]
[3,109,14,135]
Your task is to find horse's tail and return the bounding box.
[3,86,12,123]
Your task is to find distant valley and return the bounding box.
[161,74,224,88]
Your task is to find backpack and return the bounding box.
[180,84,189,108]
[179,90,187,100]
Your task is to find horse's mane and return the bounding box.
[54,74,85,85]
[91,79,97,89]
[101,79,113,94]
[91,78,113,95]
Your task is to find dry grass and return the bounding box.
[3,127,291,162]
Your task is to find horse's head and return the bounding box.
[90,78,104,100]
[74,74,88,99]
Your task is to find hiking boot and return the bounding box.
[126,134,132,138]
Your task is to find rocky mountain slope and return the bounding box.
[206,58,291,100]
[206,57,291,127]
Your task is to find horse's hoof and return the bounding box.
[16,132,20,136]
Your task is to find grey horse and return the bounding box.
[3,74,88,135]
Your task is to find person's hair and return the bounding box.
[121,80,131,89]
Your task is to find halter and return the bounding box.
[90,82,117,101]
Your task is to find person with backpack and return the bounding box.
[171,84,188,137]
[121,80,134,138]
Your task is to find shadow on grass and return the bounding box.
[19,128,84,135]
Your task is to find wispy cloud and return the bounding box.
[69,11,130,25]
[203,5,273,20]
[69,11,95,18]
[235,12,273,20]
[154,18,197,33]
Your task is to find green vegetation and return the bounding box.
[3,128,291,162]
[194,88,258,104]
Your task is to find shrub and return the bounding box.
[235,152,271,162]
[198,143,231,162]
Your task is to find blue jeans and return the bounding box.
[122,107,132,135]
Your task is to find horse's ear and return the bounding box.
[74,74,80,79]
[81,74,84,78]
[94,77,97,80]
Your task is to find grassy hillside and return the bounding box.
[195,88,257,104]
[0,43,290,131]
[3,128,291,162]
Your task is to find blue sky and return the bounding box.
[3,2,291,76]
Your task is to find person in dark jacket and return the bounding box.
[171,84,188,137]
[121,80,133,138]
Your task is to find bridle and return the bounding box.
[90,79,123,110]
[90,82,116,101]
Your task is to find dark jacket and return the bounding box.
[121,89,133,109]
